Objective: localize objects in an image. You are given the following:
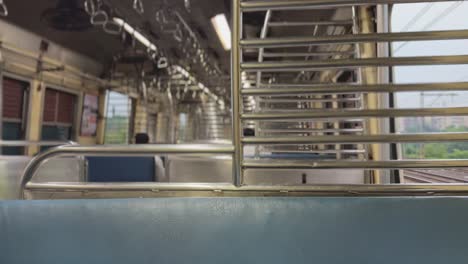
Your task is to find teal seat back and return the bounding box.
[1,197,468,263]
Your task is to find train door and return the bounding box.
[1,76,29,155]
[104,91,134,144]
[147,113,157,143]
[41,88,77,145]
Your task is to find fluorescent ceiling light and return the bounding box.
[211,14,231,51]
[113,18,157,52]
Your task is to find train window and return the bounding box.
[1,77,29,155]
[104,91,133,144]
[177,113,189,143]
[41,88,77,145]
[391,2,468,183]
[147,114,157,143]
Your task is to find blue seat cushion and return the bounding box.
[1,197,468,263]
[86,156,155,182]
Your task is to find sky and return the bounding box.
[392,1,468,108]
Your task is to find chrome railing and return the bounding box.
[232,0,468,185]
[0,140,77,147]
[20,144,235,198]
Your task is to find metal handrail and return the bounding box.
[268,20,353,27]
[242,133,468,144]
[232,0,468,187]
[242,107,468,120]
[232,0,243,186]
[242,82,468,95]
[23,182,468,196]
[0,140,77,147]
[241,29,468,48]
[240,0,454,11]
[241,55,468,72]
[19,144,468,196]
[243,160,468,169]
[20,144,235,198]
[262,51,355,57]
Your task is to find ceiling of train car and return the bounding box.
[2,0,121,63]
[0,0,231,81]
[0,0,350,98]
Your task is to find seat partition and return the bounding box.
[86,157,156,182]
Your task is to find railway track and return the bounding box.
[404,169,468,184]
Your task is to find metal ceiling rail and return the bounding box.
[242,133,468,144]
[243,160,468,169]
[242,107,468,120]
[241,0,456,12]
[242,55,468,72]
[241,29,468,48]
[241,82,468,95]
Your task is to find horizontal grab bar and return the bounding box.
[259,128,364,133]
[241,82,468,95]
[241,29,468,48]
[24,182,468,196]
[257,97,361,103]
[241,55,468,72]
[241,0,456,12]
[20,144,235,198]
[241,107,468,120]
[0,140,77,147]
[259,149,366,154]
[243,160,468,169]
[242,133,468,144]
[268,20,353,27]
[262,51,356,58]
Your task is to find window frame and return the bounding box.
[103,90,135,144]
[0,72,32,155]
[40,84,81,142]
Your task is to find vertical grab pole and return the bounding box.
[232,0,243,186]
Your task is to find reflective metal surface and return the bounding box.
[241,29,468,48]
[241,0,455,11]
[242,55,468,72]
[20,144,236,198]
[0,156,82,199]
[242,82,468,95]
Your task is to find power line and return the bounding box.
[394,1,463,54]
[420,1,463,31]
[399,3,434,33]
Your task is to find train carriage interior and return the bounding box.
[2,0,468,263]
